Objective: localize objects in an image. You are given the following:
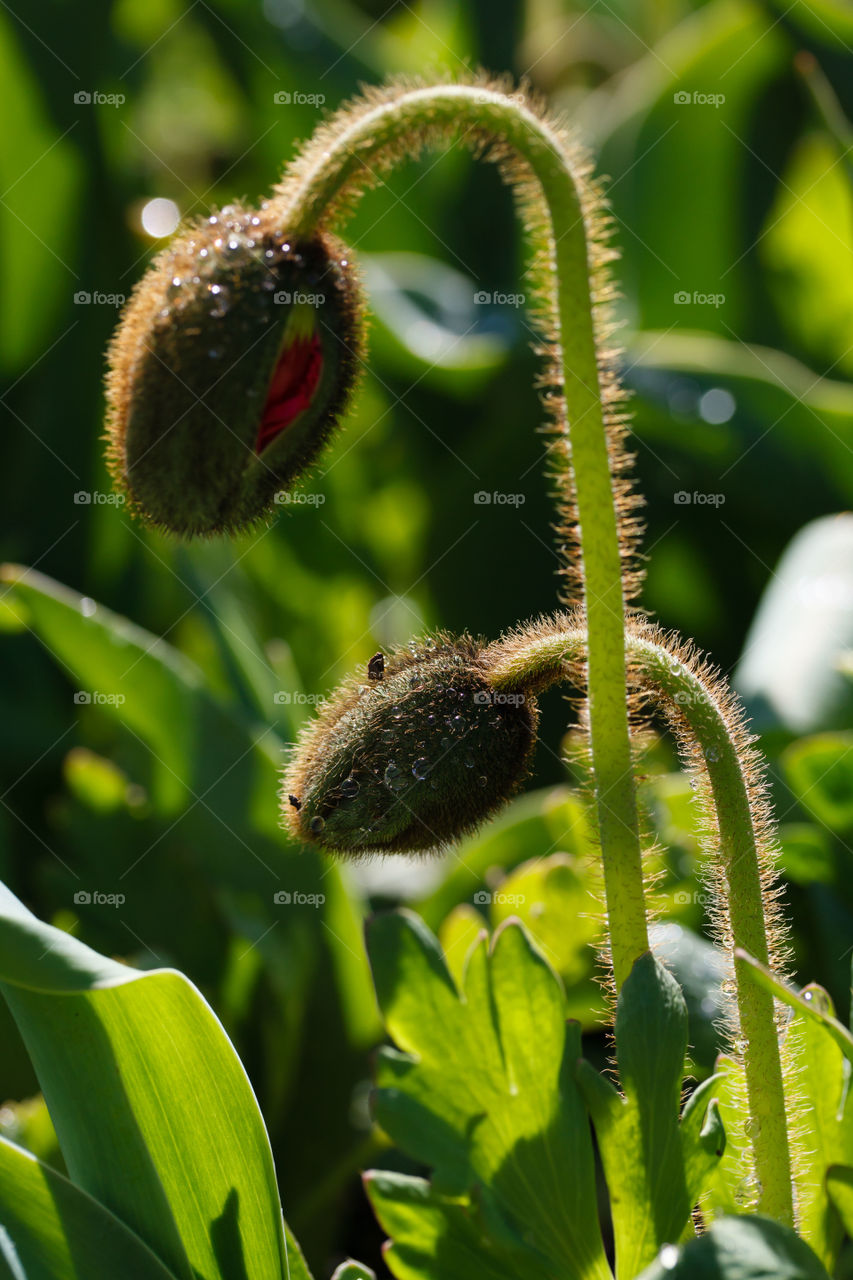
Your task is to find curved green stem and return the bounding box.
[276,83,647,988]
[487,620,794,1227]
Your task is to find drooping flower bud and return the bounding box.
[106,203,363,536]
[283,636,539,855]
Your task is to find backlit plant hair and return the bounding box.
[111,77,797,1229]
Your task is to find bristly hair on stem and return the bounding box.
[486,610,797,1227]
[272,71,643,605]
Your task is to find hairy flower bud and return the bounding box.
[283,637,539,855]
[106,203,363,536]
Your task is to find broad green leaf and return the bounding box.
[365,1171,554,1280]
[792,985,849,1266]
[367,911,610,1280]
[0,1134,178,1280]
[635,1213,831,1280]
[0,881,288,1280]
[437,905,485,989]
[736,950,853,1064]
[0,13,80,371]
[679,1075,726,1213]
[782,734,853,834]
[418,788,592,929]
[826,1166,853,1241]
[487,854,602,986]
[701,1055,752,1221]
[0,563,279,823]
[577,952,691,1278]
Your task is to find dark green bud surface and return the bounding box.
[284,637,539,855]
[106,203,363,536]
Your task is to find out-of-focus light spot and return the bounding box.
[141,198,181,238]
[659,1244,680,1270]
[699,387,736,424]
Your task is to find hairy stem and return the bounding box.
[275,82,647,987]
[487,619,794,1227]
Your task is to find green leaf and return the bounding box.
[0,1134,179,1280]
[0,881,288,1280]
[790,985,851,1266]
[330,1263,376,1280]
[635,1213,831,1280]
[367,911,610,1280]
[365,1171,554,1280]
[0,563,280,823]
[578,952,691,1278]
[679,1075,726,1212]
[782,733,853,834]
[735,949,853,1064]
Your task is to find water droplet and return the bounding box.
[440,737,450,749]
[384,762,407,792]
[282,242,291,252]
[208,215,218,225]
[309,815,325,834]
[464,753,475,768]
[170,276,182,288]
[264,249,276,260]
[80,597,96,618]
[705,746,720,763]
[207,348,221,359]
[227,237,240,251]
[209,284,222,296]
[451,715,465,731]
[199,247,209,259]
[340,776,360,798]
[477,776,488,788]
[250,215,261,227]
[412,758,430,780]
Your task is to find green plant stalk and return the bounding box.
[276,83,647,988]
[488,623,794,1227]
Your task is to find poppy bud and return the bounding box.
[283,637,539,855]
[106,204,363,536]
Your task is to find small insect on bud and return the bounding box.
[283,637,539,856]
[105,203,364,536]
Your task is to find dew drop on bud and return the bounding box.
[283,637,538,855]
[105,203,365,536]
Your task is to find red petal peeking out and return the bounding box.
[256,331,323,454]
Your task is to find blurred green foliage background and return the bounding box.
[0,0,852,1273]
